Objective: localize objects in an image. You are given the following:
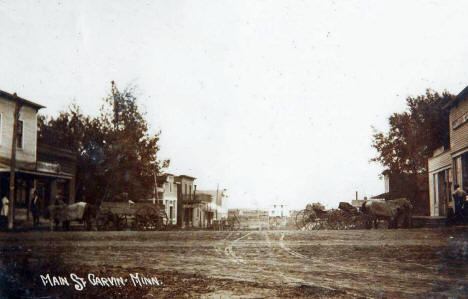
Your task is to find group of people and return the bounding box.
[0,190,42,227]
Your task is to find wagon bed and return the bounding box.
[96,201,168,231]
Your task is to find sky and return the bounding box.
[1,1,468,210]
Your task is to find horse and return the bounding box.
[46,202,97,231]
[361,198,412,229]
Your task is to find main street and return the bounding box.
[1,228,467,298]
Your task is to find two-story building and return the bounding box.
[0,90,76,225]
[156,173,177,225]
[176,174,206,228]
[269,204,289,218]
[428,85,468,216]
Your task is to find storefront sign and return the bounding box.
[37,161,61,173]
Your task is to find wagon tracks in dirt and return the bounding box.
[278,232,307,259]
[213,231,254,264]
[263,231,304,284]
[214,231,233,256]
[224,231,254,264]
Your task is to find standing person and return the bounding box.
[31,190,40,227]
[1,196,9,217]
[453,184,467,219]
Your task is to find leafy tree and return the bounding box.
[371,90,452,175]
[38,82,169,204]
[371,90,453,214]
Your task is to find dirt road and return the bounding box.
[1,228,468,298]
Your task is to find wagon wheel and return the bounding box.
[113,214,128,230]
[96,211,115,231]
[295,210,307,230]
[296,209,317,230]
[326,212,340,230]
[135,207,168,230]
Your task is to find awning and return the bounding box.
[183,203,204,208]
[0,168,73,180]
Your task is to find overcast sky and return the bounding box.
[1,1,468,209]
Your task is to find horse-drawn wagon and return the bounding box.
[46,200,169,231]
[295,202,365,230]
[96,201,169,231]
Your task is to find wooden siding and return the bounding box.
[0,96,37,164]
[450,97,468,154]
[428,151,451,173]
[37,145,76,175]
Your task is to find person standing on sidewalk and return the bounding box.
[31,190,40,227]
[1,196,9,217]
[453,184,467,219]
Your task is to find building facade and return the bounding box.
[176,175,207,228]
[196,188,229,225]
[0,90,76,223]
[269,204,289,218]
[156,174,177,225]
[428,86,468,216]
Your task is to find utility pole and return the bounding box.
[8,95,21,230]
[154,172,158,204]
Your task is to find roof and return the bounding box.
[444,85,468,109]
[371,192,390,199]
[177,174,196,180]
[196,190,219,197]
[0,89,45,110]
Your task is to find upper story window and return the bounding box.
[16,120,23,148]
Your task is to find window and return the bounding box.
[16,120,23,148]
[170,206,173,219]
[0,113,2,144]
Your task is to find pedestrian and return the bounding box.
[1,196,9,217]
[31,190,40,227]
[453,184,467,219]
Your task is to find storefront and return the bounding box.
[428,86,468,216]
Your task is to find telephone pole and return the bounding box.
[8,95,21,230]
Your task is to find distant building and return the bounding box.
[428,85,468,217]
[156,173,177,225]
[175,175,208,228]
[228,209,269,230]
[367,171,429,215]
[196,188,229,223]
[269,204,289,218]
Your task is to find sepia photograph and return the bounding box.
[0,1,467,298]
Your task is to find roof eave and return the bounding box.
[0,90,46,110]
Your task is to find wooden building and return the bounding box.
[0,90,76,224]
[428,85,468,216]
